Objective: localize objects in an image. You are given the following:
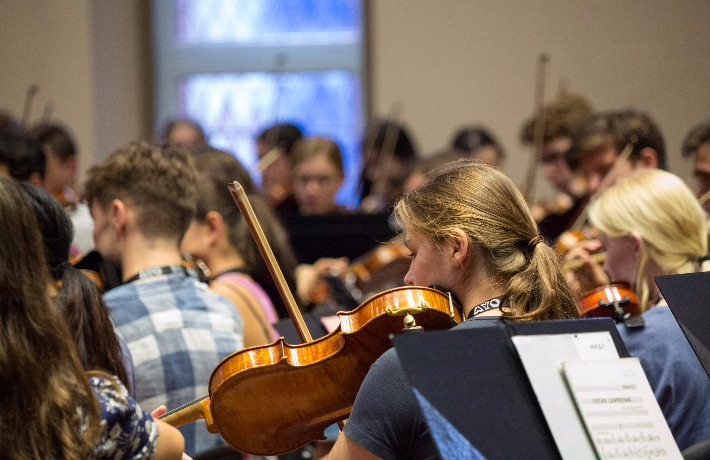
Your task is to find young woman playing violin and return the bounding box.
[327,159,579,459]
[571,169,710,450]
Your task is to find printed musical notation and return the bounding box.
[512,332,620,460]
[562,358,682,459]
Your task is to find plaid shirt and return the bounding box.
[105,272,243,456]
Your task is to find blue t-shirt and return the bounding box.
[617,306,710,450]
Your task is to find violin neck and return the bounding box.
[159,394,216,432]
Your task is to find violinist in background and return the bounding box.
[181,147,297,339]
[256,122,303,216]
[561,108,667,280]
[328,160,579,459]
[681,119,710,214]
[161,117,208,152]
[29,122,94,256]
[358,119,419,213]
[450,124,505,170]
[582,169,710,450]
[291,136,351,216]
[567,108,666,195]
[519,92,593,243]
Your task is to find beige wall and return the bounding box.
[0,0,148,186]
[1,1,709,200]
[369,0,710,198]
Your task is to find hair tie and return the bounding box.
[527,235,543,250]
[59,261,73,273]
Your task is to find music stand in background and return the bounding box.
[655,272,710,380]
[392,318,629,460]
[280,212,397,264]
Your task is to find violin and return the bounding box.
[576,283,642,322]
[160,182,463,456]
[161,286,461,455]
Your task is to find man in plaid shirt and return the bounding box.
[84,141,244,457]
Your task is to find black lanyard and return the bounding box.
[124,264,195,284]
[467,296,504,320]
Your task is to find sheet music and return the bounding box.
[512,332,619,460]
[562,358,682,459]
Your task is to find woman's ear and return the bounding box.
[204,211,226,246]
[450,228,470,268]
[630,231,645,256]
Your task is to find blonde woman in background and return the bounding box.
[586,168,710,450]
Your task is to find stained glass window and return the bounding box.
[176,0,362,45]
[153,0,365,206]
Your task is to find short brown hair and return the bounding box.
[83,141,198,240]
[520,93,593,144]
[291,136,344,177]
[568,109,666,170]
[682,119,710,158]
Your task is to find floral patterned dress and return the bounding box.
[81,375,159,459]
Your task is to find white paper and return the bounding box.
[562,358,682,459]
[512,332,619,459]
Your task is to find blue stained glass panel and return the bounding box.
[180,71,364,206]
[176,0,362,44]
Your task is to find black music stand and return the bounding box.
[655,272,710,380]
[392,318,629,460]
[280,212,397,264]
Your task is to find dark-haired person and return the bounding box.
[519,93,594,242]
[682,119,710,214]
[256,122,304,215]
[358,119,418,213]
[567,108,666,195]
[450,125,505,169]
[29,121,94,256]
[162,117,208,151]
[0,176,185,460]
[19,182,135,395]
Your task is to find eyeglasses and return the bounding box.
[540,150,568,165]
[294,174,337,187]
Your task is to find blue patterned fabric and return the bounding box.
[84,375,158,459]
[105,272,244,456]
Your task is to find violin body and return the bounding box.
[577,283,642,320]
[164,286,461,455]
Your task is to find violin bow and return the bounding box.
[520,53,550,202]
[229,181,313,343]
[21,83,40,130]
[357,103,403,209]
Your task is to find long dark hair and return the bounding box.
[0,177,100,459]
[19,182,130,390]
